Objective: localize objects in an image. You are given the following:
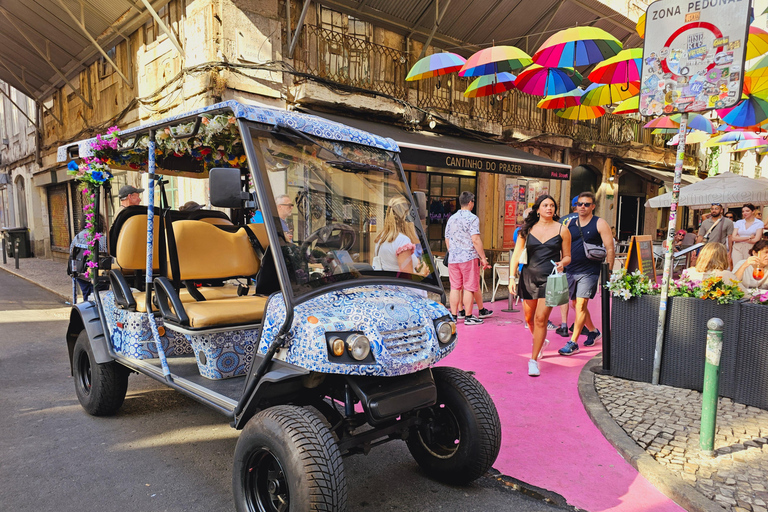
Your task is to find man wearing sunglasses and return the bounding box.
[558,191,615,356]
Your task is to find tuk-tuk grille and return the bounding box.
[380,326,429,356]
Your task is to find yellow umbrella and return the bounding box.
[747,26,768,61]
[651,129,711,145]
[612,96,638,114]
[637,13,645,38]
[555,105,606,121]
[580,82,640,106]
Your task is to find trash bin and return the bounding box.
[2,227,32,258]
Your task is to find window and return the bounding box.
[99,46,117,79]
[145,5,171,46]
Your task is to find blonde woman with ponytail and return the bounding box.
[375,196,421,273]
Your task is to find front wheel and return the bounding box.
[72,330,130,416]
[233,405,347,512]
[406,367,502,484]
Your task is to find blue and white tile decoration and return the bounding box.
[184,329,259,380]
[259,285,455,377]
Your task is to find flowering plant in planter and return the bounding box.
[697,276,745,305]
[748,289,768,305]
[606,269,659,300]
[668,273,700,298]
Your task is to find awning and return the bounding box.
[615,159,701,187]
[302,109,571,180]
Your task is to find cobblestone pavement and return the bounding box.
[596,375,768,512]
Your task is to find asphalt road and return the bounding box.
[0,270,569,512]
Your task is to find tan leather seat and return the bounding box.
[132,284,242,313]
[115,214,161,271]
[183,295,269,328]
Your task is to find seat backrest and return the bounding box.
[200,217,234,226]
[173,220,260,280]
[246,223,270,250]
[115,214,161,271]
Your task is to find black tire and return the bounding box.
[72,330,130,416]
[406,366,502,485]
[233,405,347,512]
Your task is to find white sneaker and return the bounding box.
[538,339,550,359]
[528,358,540,377]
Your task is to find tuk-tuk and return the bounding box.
[61,101,501,511]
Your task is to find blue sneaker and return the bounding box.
[558,341,580,356]
[584,329,602,347]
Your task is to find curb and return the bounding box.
[0,264,71,302]
[578,355,726,512]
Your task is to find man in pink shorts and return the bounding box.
[444,191,489,325]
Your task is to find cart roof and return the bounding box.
[57,100,400,163]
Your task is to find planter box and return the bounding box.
[734,303,768,409]
[610,295,661,383]
[661,296,740,398]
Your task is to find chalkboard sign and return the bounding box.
[625,235,657,281]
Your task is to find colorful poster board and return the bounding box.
[625,235,657,281]
[639,0,750,115]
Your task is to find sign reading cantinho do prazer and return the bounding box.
[639,0,751,116]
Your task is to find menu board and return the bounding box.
[639,0,750,115]
[625,235,657,281]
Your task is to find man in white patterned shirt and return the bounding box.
[444,191,489,325]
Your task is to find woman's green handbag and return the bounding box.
[545,263,569,307]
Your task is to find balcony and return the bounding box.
[294,26,694,155]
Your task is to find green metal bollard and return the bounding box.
[700,317,724,456]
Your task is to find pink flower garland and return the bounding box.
[81,188,99,279]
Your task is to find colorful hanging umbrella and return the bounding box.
[727,138,768,152]
[636,13,646,39]
[588,48,643,84]
[554,104,606,120]
[580,81,640,106]
[613,96,639,114]
[704,131,765,147]
[533,27,622,68]
[459,46,532,77]
[463,72,517,97]
[406,53,466,81]
[747,26,768,61]
[643,113,714,133]
[537,88,584,109]
[720,94,768,127]
[514,65,582,96]
[666,131,711,145]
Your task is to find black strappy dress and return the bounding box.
[520,226,563,300]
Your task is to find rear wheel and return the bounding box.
[233,405,347,512]
[406,367,501,484]
[72,330,130,416]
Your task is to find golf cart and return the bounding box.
[61,101,501,511]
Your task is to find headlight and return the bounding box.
[346,334,371,360]
[328,336,345,357]
[435,320,455,343]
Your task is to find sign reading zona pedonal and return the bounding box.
[639,0,751,116]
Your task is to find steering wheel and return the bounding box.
[299,223,357,261]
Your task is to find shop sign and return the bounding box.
[399,148,570,180]
[639,0,750,115]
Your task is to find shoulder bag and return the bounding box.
[577,219,607,261]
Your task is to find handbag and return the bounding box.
[545,263,569,307]
[519,246,528,266]
[443,250,450,265]
[576,220,607,262]
[372,243,383,270]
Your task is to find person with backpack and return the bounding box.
[68,214,107,301]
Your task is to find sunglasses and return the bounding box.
[576,202,593,207]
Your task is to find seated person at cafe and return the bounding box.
[663,230,687,252]
[733,240,768,290]
[681,243,742,289]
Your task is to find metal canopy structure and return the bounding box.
[0,0,174,114]
[316,0,643,54]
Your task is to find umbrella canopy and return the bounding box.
[587,48,643,84]
[720,94,768,127]
[643,113,713,133]
[636,13,646,38]
[537,88,584,109]
[705,131,766,146]
[514,65,582,96]
[533,27,622,68]
[613,95,639,114]
[748,54,768,75]
[406,53,466,81]
[727,137,768,151]
[554,104,606,120]
[747,26,768,61]
[647,172,768,207]
[666,131,711,145]
[459,46,532,77]
[580,81,640,106]
[464,72,516,97]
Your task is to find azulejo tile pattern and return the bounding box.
[185,329,259,380]
[102,291,192,359]
[259,285,455,377]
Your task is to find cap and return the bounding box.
[119,185,144,199]
[571,196,579,208]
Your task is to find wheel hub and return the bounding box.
[244,449,289,512]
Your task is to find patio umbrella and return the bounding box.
[514,65,582,96]
[580,81,640,106]
[406,53,466,81]
[612,95,639,114]
[537,88,584,109]
[463,72,516,97]
[533,27,622,68]
[587,48,643,84]
[459,46,532,77]
[554,104,606,121]
[647,172,768,207]
[747,26,768,61]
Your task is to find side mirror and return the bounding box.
[209,168,251,208]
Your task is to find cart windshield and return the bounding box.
[249,125,439,297]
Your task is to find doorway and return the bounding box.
[14,175,28,228]
[617,195,644,241]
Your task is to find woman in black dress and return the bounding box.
[509,195,571,376]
